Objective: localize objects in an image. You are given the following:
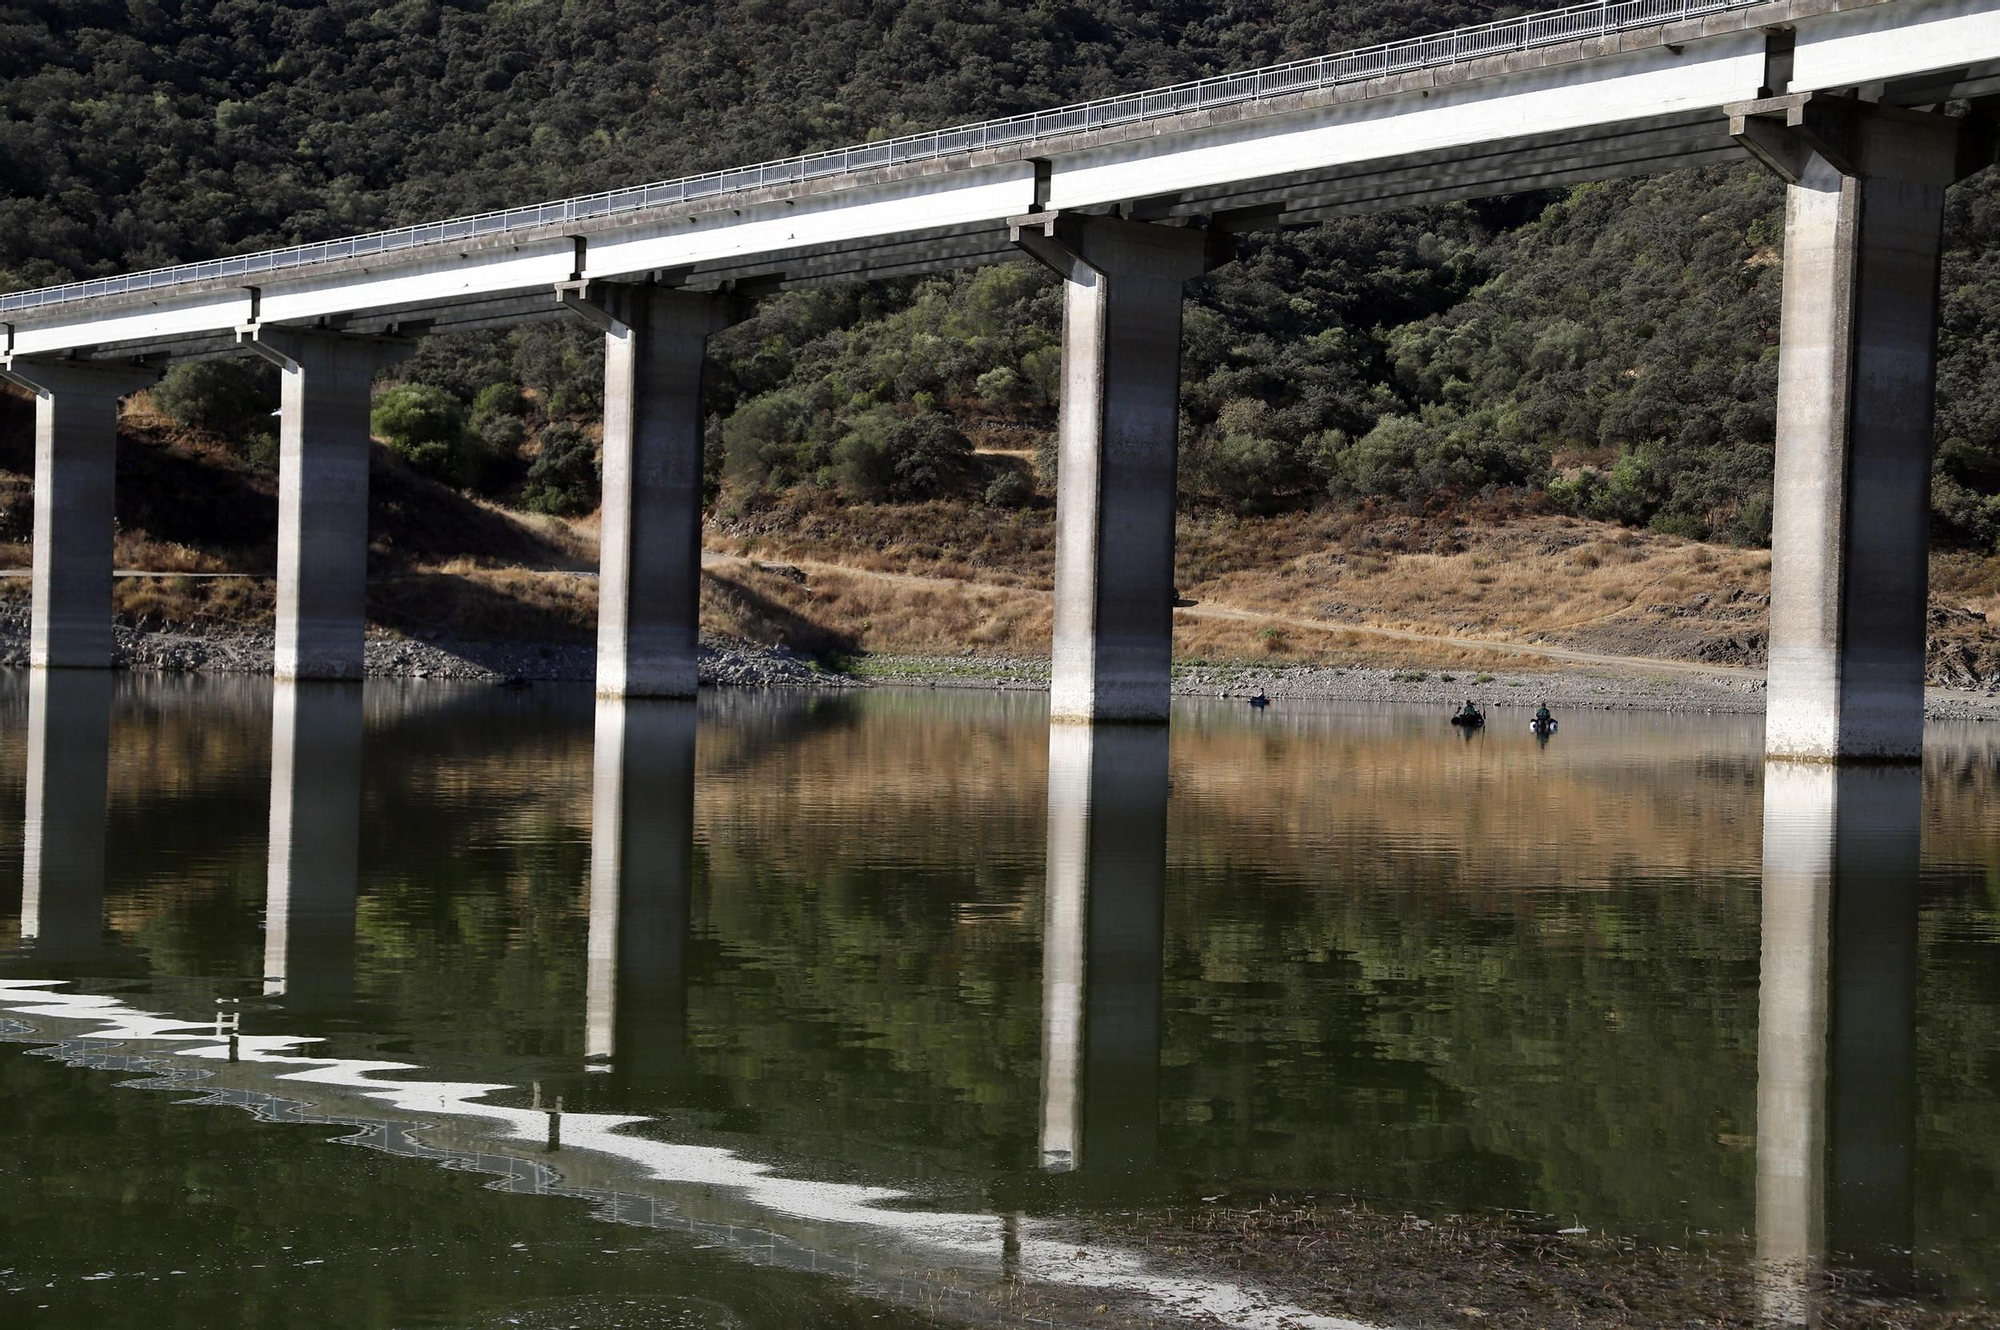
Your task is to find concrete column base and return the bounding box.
[0,359,160,668]
[1731,98,1991,762]
[564,284,743,699]
[1013,215,1223,724]
[242,329,413,682]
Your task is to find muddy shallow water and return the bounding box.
[0,677,1995,1327]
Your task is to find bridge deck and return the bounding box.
[2,0,1995,363]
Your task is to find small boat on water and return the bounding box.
[1529,716,1558,735]
[1449,710,1485,728]
[1249,691,1270,709]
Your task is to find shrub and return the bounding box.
[402,329,514,401]
[1648,511,1708,540]
[373,383,464,452]
[722,388,825,488]
[463,413,527,491]
[1933,474,2000,552]
[519,423,599,516]
[472,382,527,420]
[478,414,526,452]
[372,383,493,488]
[1199,429,1297,507]
[1331,414,1431,496]
[975,366,1028,410]
[1019,345,1063,406]
[151,359,278,449]
[1034,430,1060,484]
[1548,451,1656,528]
[512,320,603,415]
[983,469,1034,508]
[835,408,971,500]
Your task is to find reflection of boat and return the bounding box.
[1529,717,1558,735]
[1449,711,1484,728]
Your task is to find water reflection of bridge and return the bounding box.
[10,673,1938,1313]
[1757,764,1921,1322]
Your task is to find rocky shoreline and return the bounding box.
[0,604,849,690]
[4,605,1997,720]
[851,650,2000,721]
[1093,1197,1999,1330]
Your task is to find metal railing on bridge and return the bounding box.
[0,0,1769,316]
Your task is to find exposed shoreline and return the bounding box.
[4,605,1997,721]
[1088,1197,2000,1330]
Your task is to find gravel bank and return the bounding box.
[851,651,2000,721]
[0,604,849,690]
[4,605,1996,718]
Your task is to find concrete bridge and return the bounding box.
[4,0,1998,758]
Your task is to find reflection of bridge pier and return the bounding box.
[263,681,364,1009]
[1757,763,1920,1323]
[587,698,698,1086]
[1040,724,1167,1176]
[21,670,113,961]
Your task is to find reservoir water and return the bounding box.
[0,675,1995,1327]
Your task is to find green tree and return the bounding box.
[150,359,279,454]
[372,383,470,483]
[834,408,971,500]
[519,423,598,516]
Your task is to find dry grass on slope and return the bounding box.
[713,489,1056,589]
[1179,511,1777,666]
[6,396,1996,677]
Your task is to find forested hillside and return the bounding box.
[4,0,2000,550]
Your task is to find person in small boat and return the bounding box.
[1534,703,1553,724]
[1456,699,1481,721]
[1250,690,1270,707]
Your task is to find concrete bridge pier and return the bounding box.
[241,329,413,681]
[263,679,364,1009]
[0,359,159,668]
[1012,214,1223,724]
[21,669,113,960]
[1755,762,1920,1322]
[586,696,698,1083]
[562,284,744,699]
[1732,97,1993,762]
[1039,723,1167,1176]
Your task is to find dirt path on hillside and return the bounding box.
[701,550,1757,679]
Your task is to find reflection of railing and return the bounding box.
[0,0,1768,315]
